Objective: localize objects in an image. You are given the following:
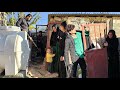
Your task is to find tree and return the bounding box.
[6,12,16,26]
[18,12,25,18]
[0,12,8,26]
[29,12,41,30]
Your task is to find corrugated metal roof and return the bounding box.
[48,12,120,17]
[48,12,120,14]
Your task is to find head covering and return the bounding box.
[61,21,67,28]
[52,24,58,29]
[107,29,116,39]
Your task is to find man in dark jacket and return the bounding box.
[16,14,32,33]
[57,21,67,78]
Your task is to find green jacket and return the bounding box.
[74,32,84,58]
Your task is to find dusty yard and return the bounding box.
[28,59,58,78]
[0,57,58,78]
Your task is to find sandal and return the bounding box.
[27,72,34,77]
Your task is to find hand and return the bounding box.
[104,42,108,46]
[53,54,55,57]
[28,36,33,41]
[29,37,33,40]
[60,56,64,61]
[84,56,87,61]
[63,56,64,60]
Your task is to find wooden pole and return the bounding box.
[98,25,102,47]
[94,25,97,48]
[81,25,87,50]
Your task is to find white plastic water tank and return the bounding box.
[0,26,30,75]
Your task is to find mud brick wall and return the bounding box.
[48,16,120,69]
[113,18,120,67]
[113,18,120,38]
[48,16,107,47]
[48,16,120,46]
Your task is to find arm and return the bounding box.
[51,54,55,57]
[50,33,53,46]
[48,53,55,57]
[64,38,70,66]
[61,33,66,56]
[16,18,24,30]
[109,38,119,52]
[106,38,119,52]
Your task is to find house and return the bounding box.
[47,13,120,61]
[48,13,120,37]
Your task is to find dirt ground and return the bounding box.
[28,57,58,78]
[0,57,58,78]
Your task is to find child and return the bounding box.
[45,47,55,74]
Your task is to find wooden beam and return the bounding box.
[81,25,87,50]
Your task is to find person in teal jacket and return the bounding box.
[65,24,86,78]
[73,31,86,78]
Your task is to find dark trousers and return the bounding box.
[108,58,119,78]
[46,62,52,73]
[58,61,66,78]
[51,46,59,73]
[73,58,87,78]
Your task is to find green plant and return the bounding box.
[29,12,41,30]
